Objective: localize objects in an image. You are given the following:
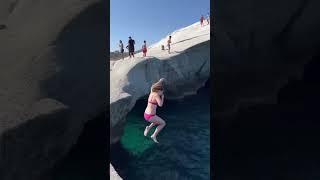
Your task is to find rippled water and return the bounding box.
[111,86,210,180]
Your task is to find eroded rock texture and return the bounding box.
[110,22,210,144]
[214,0,320,179]
[0,1,106,179]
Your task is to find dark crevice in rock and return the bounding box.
[0,104,70,180]
[51,113,107,179]
[272,0,311,60]
[8,0,19,14]
[110,142,131,179]
[214,0,320,179]
[0,24,6,30]
[215,53,320,179]
[41,2,106,108]
[0,1,107,180]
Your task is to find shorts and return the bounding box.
[129,46,134,53]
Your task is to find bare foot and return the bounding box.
[144,126,150,136]
[151,135,159,143]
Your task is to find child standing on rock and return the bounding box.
[142,40,147,57]
[200,15,204,26]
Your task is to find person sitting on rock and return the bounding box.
[142,40,147,57]
[143,78,166,143]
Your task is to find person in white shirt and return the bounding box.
[119,40,124,59]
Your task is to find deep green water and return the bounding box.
[111,86,210,180]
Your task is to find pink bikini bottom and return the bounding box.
[144,112,155,121]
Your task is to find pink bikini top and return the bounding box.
[148,100,158,106]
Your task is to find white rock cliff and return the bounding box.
[110,22,210,179]
[110,21,210,143]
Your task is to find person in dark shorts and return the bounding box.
[167,36,172,54]
[119,40,124,59]
[126,36,135,58]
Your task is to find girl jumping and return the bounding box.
[143,78,166,143]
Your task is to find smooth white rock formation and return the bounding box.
[110,164,122,180]
[110,21,210,144]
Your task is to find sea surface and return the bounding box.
[111,86,210,180]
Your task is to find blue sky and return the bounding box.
[110,0,210,52]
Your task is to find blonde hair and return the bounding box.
[151,81,164,92]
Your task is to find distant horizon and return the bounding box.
[110,0,210,52]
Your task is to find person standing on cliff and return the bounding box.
[143,78,166,143]
[167,36,172,54]
[200,15,204,26]
[142,40,147,57]
[119,40,124,59]
[126,36,135,58]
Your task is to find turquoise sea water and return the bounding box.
[111,86,210,180]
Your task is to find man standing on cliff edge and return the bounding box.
[126,36,135,58]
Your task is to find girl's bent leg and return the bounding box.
[149,116,166,143]
[144,122,156,136]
